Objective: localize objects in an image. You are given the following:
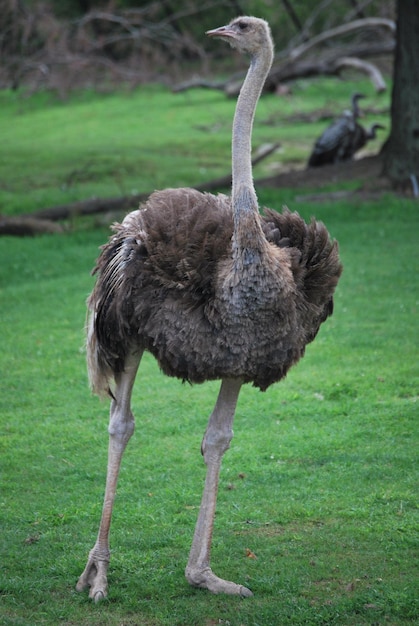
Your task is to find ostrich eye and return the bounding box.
[237,21,249,31]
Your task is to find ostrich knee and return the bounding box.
[108,398,135,446]
[107,355,139,447]
[201,423,233,465]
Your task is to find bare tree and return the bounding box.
[1,1,396,94]
[381,0,419,190]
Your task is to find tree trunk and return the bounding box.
[381,0,419,188]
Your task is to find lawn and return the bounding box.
[0,79,418,625]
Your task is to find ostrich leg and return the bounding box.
[76,352,141,602]
[185,377,252,597]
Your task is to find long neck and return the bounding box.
[231,42,273,250]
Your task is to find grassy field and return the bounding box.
[0,77,388,216]
[0,79,418,626]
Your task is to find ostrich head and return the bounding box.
[206,16,272,57]
[352,92,366,104]
[368,123,385,138]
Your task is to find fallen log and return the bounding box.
[28,193,149,222]
[10,143,280,225]
[231,51,390,97]
[0,215,64,237]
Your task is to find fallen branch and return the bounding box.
[28,193,149,222]
[16,143,280,224]
[194,143,280,191]
[333,56,387,92]
[263,54,388,95]
[0,216,64,237]
[173,78,228,93]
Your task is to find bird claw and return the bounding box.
[185,565,253,597]
[92,590,106,603]
[239,585,254,598]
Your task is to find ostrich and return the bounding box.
[307,93,366,167]
[76,16,342,601]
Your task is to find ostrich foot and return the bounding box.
[185,565,253,597]
[76,549,110,602]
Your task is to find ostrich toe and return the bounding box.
[76,550,109,602]
[186,565,253,597]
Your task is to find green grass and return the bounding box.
[0,80,418,625]
[0,77,389,216]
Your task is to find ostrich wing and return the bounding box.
[263,207,341,342]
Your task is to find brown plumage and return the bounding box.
[90,189,339,392]
[77,16,342,602]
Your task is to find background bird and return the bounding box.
[76,16,342,601]
[349,122,385,158]
[308,93,370,166]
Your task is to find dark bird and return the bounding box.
[76,16,342,601]
[349,122,385,157]
[308,93,367,166]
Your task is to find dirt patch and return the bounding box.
[257,155,390,199]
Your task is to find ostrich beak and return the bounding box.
[206,25,235,40]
